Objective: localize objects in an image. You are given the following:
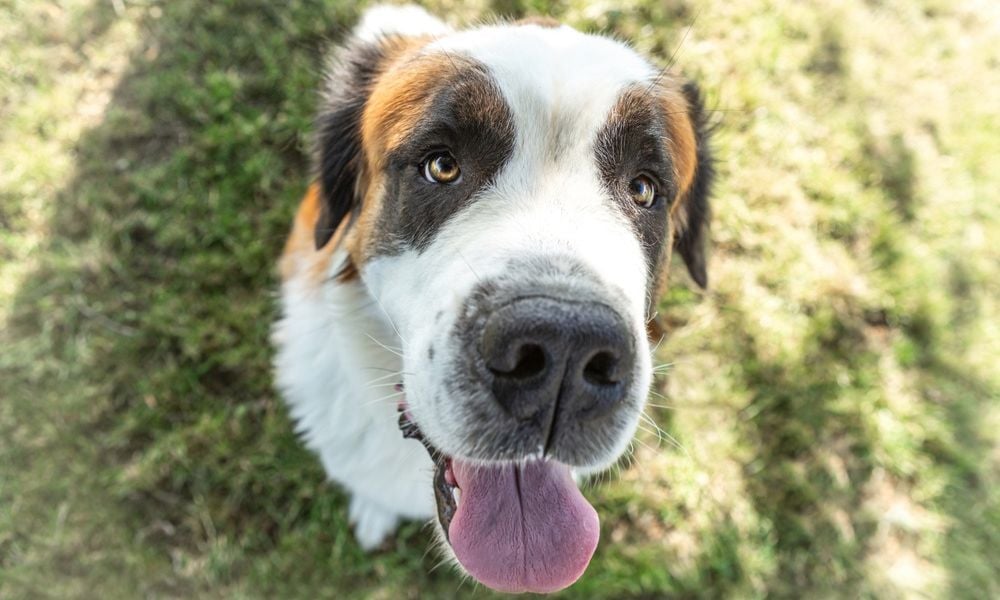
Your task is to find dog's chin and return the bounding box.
[398,408,601,594]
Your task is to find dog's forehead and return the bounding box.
[429,25,655,134]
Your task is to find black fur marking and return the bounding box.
[371,64,515,254]
[313,40,389,249]
[674,81,715,289]
[593,88,677,307]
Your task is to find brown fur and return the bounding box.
[285,37,513,289]
[602,80,701,335]
[342,51,479,267]
[658,79,698,234]
[286,35,701,314]
[281,183,342,287]
[284,36,445,288]
[656,80,701,327]
[602,81,699,208]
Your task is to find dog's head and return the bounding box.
[315,5,713,593]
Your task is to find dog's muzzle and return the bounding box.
[480,295,636,453]
[403,258,646,593]
[443,256,645,467]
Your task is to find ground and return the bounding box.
[1,0,998,598]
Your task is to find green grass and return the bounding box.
[2,0,998,597]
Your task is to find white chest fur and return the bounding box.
[272,260,436,548]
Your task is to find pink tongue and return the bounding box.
[449,459,600,593]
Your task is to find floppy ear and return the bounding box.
[673,81,714,288]
[313,41,386,249]
[313,6,451,249]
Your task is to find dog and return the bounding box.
[272,4,712,593]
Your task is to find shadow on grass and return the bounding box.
[733,301,881,596]
[4,1,464,596]
[915,357,1000,598]
[730,225,998,598]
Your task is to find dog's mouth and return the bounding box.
[397,398,600,593]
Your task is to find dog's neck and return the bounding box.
[274,255,404,427]
[326,275,404,399]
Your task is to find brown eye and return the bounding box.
[423,152,461,184]
[628,175,658,208]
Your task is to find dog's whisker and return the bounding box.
[364,332,403,352]
[370,292,408,345]
[634,425,661,451]
[640,412,689,456]
[639,410,661,429]
[647,389,669,401]
[645,7,702,93]
[363,370,406,385]
[360,390,405,408]
[440,48,463,80]
[428,555,454,574]
[366,380,406,390]
[644,402,675,410]
[361,367,414,377]
[365,332,404,358]
[639,423,663,448]
[456,250,483,284]
[650,332,666,354]
[639,413,666,445]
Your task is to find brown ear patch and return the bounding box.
[670,80,713,289]
[657,81,698,229]
[280,183,354,287]
[594,76,711,319]
[360,51,476,161]
[313,33,439,251]
[348,51,501,264]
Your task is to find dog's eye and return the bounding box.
[422,152,461,184]
[628,175,658,208]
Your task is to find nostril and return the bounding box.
[493,343,547,380]
[583,350,619,386]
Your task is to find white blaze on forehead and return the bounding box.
[422,25,658,316]
[430,25,655,159]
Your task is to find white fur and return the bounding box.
[369,24,657,470]
[274,7,660,549]
[272,252,435,549]
[353,4,451,43]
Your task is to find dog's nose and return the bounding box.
[479,296,635,425]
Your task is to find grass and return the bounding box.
[1,0,998,597]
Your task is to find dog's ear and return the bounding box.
[673,81,714,288]
[313,41,385,250]
[313,6,451,249]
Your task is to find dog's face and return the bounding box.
[314,8,712,594]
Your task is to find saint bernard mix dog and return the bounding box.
[272,4,713,593]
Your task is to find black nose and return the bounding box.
[479,296,635,427]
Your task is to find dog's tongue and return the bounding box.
[449,459,599,593]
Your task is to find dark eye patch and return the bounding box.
[593,86,678,305]
[371,63,515,254]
